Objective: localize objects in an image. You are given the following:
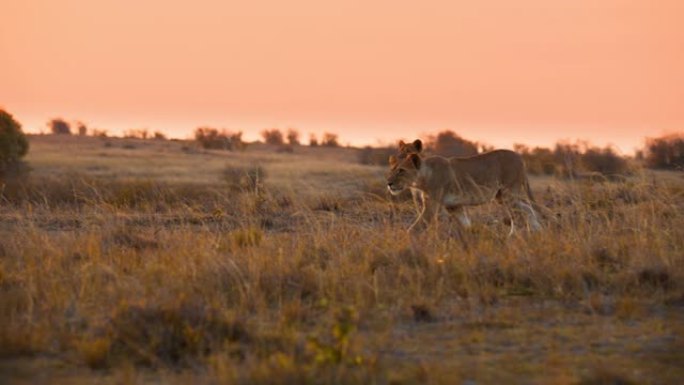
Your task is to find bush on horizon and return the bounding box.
[0,109,30,178]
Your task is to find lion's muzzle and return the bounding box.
[387,182,403,196]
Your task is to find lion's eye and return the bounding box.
[397,169,404,174]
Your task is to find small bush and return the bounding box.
[309,134,319,146]
[76,121,88,136]
[103,300,250,366]
[92,129,108,138]
[262,129,285,145]
[514,144,557,176]
[554,141,632,177]
[357,146,395,166]
[321,132,339,147]
[123,128,149,139]
[286,129,300,145]
[195,127,245,150]
[515,141,631,177]
[48,118,71,135]
[426,130,478,157]
[306,307,363,366]
[223,164,266,192]
[581,146,630,176]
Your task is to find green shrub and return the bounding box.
[102,299,250,367]
[0,109,29,177]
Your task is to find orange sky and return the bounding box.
[1,0,682,153]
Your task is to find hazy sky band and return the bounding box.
[1,1,682,152]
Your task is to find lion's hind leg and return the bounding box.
[446,205,471,228]
[516,200,542,231]
[500,187,542,233]
[494,189,517,236]
[442,206,469,249]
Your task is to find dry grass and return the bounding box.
[1,135,683,384]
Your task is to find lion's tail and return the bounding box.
[524,178,556,221]
[524,177,536,203]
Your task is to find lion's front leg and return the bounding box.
[408,195,441,234]
[410,187,424,216]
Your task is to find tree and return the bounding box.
[309,133,319,147]
[229,131,246,151]
[124,129,149,139]
[321,132,339,147]
[195,127,227,149]
[0,109,29,175]
[92,129,108,138]
[48,118,71,135]
[358,145,395,166]
[261,129,284,145]
[581,146,629,175]
[426,130,478,157]
[644,134,684,170]
[286,129,300,145]
[76,121,88,136]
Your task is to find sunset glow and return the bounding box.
[2,0,682,152]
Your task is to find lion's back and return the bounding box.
[453,149,527,188]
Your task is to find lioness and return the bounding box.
[395,139,471,226]
[387,149,541,234]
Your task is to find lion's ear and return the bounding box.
[409,153,421,169]
[389,155,398,167]
[412,139,423,153]
[398,140,406,149]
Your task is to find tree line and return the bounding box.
[42,117,342,151]
[46,118,166,140]
[358,129,684,175]
[195,127,340,151]
[1,109,683,178]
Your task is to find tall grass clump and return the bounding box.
[223,164,266,193]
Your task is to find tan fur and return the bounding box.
[387,149,541,234]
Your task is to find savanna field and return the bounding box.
[1,135,683,384]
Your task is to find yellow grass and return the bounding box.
[1,135,683,384]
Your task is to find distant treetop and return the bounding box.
[48,118,71,135]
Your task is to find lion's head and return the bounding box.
[386,153,421,196]
[398,139,423,158]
